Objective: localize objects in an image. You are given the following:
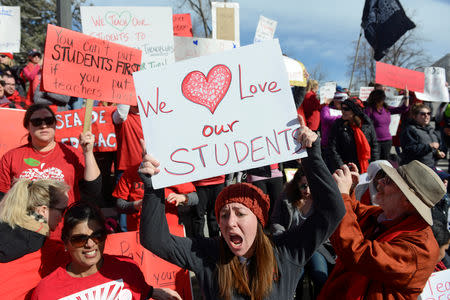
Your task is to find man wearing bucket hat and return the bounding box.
[318,160,445,300]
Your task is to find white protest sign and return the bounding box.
[133,40,305,189]
[0,7,20,52]
[174,36,237,62]
[319,82,336,104]
[359,86,374,101]
[419,269,450,300]
[212,2,240,46]
[416,67,449,102]
[283,56,307,87]
[80,6,174,71]
[254,15,277,43]
[385,95,403,136]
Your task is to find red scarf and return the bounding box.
[351,123,371,173]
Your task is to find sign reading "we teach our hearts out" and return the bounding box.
[133,39,305,189]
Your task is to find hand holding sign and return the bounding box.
[152,287,183,300]
[138,139,160,177]
[79,131,95,154]
[296,115,318,149]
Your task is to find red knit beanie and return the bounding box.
[215,183,270,227]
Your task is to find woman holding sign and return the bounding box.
[0,104,101,205]
[139,116,345,300]
[32,202,182,300]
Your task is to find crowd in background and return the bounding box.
[0,48,450,300]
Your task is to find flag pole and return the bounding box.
[348,27,363,92]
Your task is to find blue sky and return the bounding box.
[90,0,450,88]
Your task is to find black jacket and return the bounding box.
[400,120,441,167]
[327,116,379,173]
[139,140,345,300]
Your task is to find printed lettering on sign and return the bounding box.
[133,39,305,188]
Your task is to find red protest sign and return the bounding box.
[0,108,28,159]
[173,14,193,37]
[375,61,425,92]
[42,24,142,105]
[55,106,117,152]
[104,215,192,300]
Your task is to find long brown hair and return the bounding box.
[217,224,278,300]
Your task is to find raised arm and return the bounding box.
[138,141,218,274]
[273,116,345,265]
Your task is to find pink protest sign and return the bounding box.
[173,14,193,37]
[375,61,425,92]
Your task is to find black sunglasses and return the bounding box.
[419,112,431,116]
[0,55,6,58]
[29,116,56,127]
[69,230,108,248]
[341,106,351,111]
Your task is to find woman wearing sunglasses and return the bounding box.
[0,178,70,299]
[327,98,379,173]
[271,167,335,299]
[0,104,101,223]
[400,103,446,168]
[32,202,182,300]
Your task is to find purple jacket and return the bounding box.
[365,105,408,141]
[320,105,341,148]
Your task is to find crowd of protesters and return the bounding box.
[0,48,450,300]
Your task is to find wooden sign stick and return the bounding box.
[83,99,94,133]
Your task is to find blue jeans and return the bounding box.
[296,251,329,299]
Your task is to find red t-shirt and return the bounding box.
[113,166,196,230]
[0,238,68,300]
[194,175,225,186]
[0,142,84,205]
[31,254,150,300]
[115,113,144,171]
[0,143,84,239]
[112,166,144,231]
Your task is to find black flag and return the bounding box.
[361,0,416,61]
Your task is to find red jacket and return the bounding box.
[302,91,321,131]
[318,193,439,300]
[7,90,31,109]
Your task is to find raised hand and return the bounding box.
[296,115,318,149]
[79,131,95,154]
[332,164,353,194]
[138,139,160,176]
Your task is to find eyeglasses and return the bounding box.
[29,116,56,127]
[341,106,351,111]
[0,55,6,58]
[299,183,309,191]
[69,230,108,248]
[419,112,431,116]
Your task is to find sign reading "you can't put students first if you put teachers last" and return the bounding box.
[133,39,306,189]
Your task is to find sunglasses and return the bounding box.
[419,112,431,116]
[69,230,108,248]
[0,55,6,58]
[341,106,351,111]
[29,116,56,127]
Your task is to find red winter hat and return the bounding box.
[215,183,270,227]
[0,53,13,60]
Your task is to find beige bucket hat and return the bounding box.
[380,160,446,225]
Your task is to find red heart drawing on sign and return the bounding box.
[181,64,232,114]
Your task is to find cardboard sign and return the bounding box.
[419,269,450,300]
[133,39,305,189]
[80,6,174,71]
[375,61,425,92]
[0,108,27,159]
[104,214,192,300]
[212,2,240,46]
[0,6,20,52]
[254,15,277,43]
[359,86,374,101]
[319,82,337,104]
[416,67,449,102]
[173,13,193,37]
[283,56,307,87]
[42,24,141,105]
[174,36,236,62]
[385,95,403,136]
[55,106,117,152]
